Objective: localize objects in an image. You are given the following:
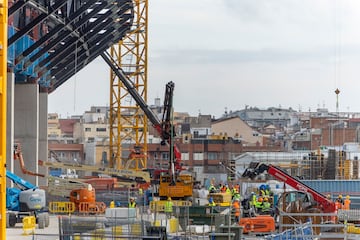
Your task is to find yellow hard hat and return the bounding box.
[338,195,343,198]
[264,197,268,202]
[346,195,350,199]
[168,197,172,200]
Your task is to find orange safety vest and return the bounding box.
[233,201,240,217]
[344,199,351,210]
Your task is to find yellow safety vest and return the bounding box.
[165,201,173,213]
[209,202,216,207]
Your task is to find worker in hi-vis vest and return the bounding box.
[164,197,173,219]
[129,197,137,208]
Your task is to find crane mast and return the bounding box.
[0,1,7,238]
[109,0,148,171]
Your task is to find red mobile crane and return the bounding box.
[242,162,336,234]
[101,52,192,200]
[243,162,336,213]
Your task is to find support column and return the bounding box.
[14,83,39,185]
[38,88,48,186]
[6,72,14,186]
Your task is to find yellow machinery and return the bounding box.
[158,174,193,200]
[208,193,232,207]
[0,1,7,239]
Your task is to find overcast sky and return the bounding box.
[48,0,360,119]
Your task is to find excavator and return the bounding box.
[101,51,193,200]
[241,162,336,234]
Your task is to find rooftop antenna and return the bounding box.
[335,88,340,115]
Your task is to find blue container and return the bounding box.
[302,179,360,194]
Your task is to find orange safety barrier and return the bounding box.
[78,202,106,214]
[239,215,275,234]
[49,202,76,214]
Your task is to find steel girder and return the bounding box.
[8,0,134,92]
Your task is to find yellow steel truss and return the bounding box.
[109,0,148,170]
[0,1,7,238]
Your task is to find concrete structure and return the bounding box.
[211,116,262,146]
[224,106,298,130]
[182,115,212,138]
[234,151,311,176]
[14,83,40,185]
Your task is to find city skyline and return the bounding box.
[49,1,360,118]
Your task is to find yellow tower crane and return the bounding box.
[0,1,8,239]
[109,0,148,170]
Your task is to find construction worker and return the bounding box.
[261,197,271,214]
[337,195,344,204]
[344,195,351,210]
[129,197,137,208]
[249,192,257,217]
[259,185,266,196]
[264,185,270,197]
[164,197,173,219]
[255,197,263,213]
[335,197,342,211]
[208,184,217,193]
[335,195,343,210]
[250,192,257,207]
[231,187,241,200]
[225,185,231,194]
[208,197,216,207]
[234,183,240,193]
[232,199,241,224]
[220,184,227,193]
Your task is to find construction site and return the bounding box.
[4,1,360,240]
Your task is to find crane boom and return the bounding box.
[101,51,160,126]
[6,170,37,190]
[38,160,150,183]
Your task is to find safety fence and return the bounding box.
[78,201,107,214]
[265,222,313,240]
[150,200,192,212]
[49,202,76,213]
[16,204,360,240]
[52,205,233,239]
